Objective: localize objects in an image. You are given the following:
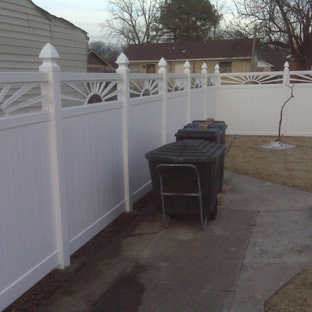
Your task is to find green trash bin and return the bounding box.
[145,139,227,229]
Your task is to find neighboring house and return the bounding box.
[87,50,116,73]
[0,0,88,72]
[254,56,273,72]
[123,39,272,73]
[286,55,312,71]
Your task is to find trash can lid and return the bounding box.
[192,119,225,124]
[184,123,220,130]
[175,128,222,139]
[145,139,226,163]
[211,121,228,130]
[192,120,228,130]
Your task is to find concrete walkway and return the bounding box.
[36,170,312,312]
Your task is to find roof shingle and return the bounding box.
[124,39,255,62]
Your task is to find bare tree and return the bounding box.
[210,0,227,39]
[101,0,164,45]
[229,0,312,69]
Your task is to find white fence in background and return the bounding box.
[1,43,312,310]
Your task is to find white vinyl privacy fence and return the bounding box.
[1,43,312,310]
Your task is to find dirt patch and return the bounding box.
[225,135,312,312]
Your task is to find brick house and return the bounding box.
[123,39,272,73]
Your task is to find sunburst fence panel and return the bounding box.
[60,74,122,106]
[167,74,188,92]
[220,72,284,85]
[190,75,205,89]
[289,72,312,84]
[130,74,162,98]
[0,73,48,116]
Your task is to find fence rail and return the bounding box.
[1,43,312,311]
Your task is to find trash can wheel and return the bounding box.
[202,215,208,231]
[210,206,218,220]
[163,214,170,229]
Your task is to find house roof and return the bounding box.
[88,50,110,66]
[257,60,273,68]
[124,39,256,62]
[29,0,88,35]
[87,50,116,72]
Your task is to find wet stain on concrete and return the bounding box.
[90,263,146,312]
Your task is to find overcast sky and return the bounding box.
[32,0,110,41]
[32,0,233,43]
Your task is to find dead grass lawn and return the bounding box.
[225,136,312,193]
[225,136,312,312]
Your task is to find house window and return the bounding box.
[146,64,156,73]
[219,61,232,73]
[175,63,185,74]
[129,64,140,73]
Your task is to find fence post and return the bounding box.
[184,60,191,122]
[116,53,131,212]
[214,64,221,120]
[283,61,290,85]
[201,62,208,118]
[158,57,168,144]
[214,64,221,86]
[39,43,70,269]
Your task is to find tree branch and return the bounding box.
[277,84,295,141]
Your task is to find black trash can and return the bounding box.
[183,123,222,139]
[175,127,222,144]
[191,120,228,144]
[145,139,226,229]
[175,127,224,191]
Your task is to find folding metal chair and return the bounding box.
[156,164,208,230]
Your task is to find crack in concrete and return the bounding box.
[229,210,260,312]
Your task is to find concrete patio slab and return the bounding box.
[35,170,312,312]
[229,209,312,312]
[90,208,256,312]
[222,170,312,212]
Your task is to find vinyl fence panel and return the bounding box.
[1,45,312,311]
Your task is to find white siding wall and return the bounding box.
[0,0,87,72]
